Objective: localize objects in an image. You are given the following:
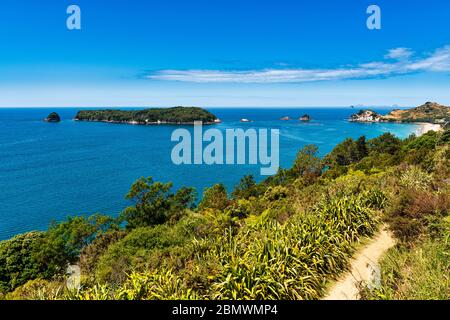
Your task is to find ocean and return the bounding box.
[0,107,419,240]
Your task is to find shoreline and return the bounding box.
[415,122,443,136]
[74,119,219,125]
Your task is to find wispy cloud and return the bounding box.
[146,46,450,83]
[384,47,414,60]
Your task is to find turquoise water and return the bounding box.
[0,108,418,240]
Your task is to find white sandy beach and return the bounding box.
[416,123,443,136]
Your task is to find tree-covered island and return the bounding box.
[75,107,219,125]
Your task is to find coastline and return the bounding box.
[74,118,219,125]
[415,122,442,136]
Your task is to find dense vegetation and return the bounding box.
[1,128,449,300]
[75,107,218,124]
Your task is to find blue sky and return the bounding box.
[0,0,449,107]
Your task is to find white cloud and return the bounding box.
[146,46,450,83]
[384,47,414,60]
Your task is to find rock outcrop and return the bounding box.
[349,110,382,122]
[44,112,61,123]
[299,114,311,121]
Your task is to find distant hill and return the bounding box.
[75,107,218,125]
[349,102,450,124]
[382,102,450,123]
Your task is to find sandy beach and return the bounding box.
[416,122,443,136]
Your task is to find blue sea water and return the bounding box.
[0,107,419,240]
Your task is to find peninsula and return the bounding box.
[350,102,450,126]
[74,107,218,125]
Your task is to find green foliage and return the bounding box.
[75,107,217,124]
[231,175,260,200]
[120,177,196,229]
[2,129,449,300]
[32,215,115,277]
[206,193,378,300]
[325,136,370,168]
[95,214,210,284]
[401,131,440,170]
[438,129,450,144]
[386,189,450,243]
[368,133,402,155]
[79,230,126,277]
[399,166,433,191]
[0,232,45,293]
[0,214,114,293]
[291,145,323,184]
[5,279,64,300]
[198,184,229,211]
[360,216,450,300]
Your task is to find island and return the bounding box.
[349,110,382,122]
[74,107,218,125]
[299,114,311,121]
[349,102,450,125]
[44,112,61,123]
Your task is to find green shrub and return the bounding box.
[198,184,229,211]
[120,177,196,229]
[0,232,45,293]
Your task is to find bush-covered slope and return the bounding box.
[1,129,449,300]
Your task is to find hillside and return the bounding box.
[349,102,450,124]
[382,102,450,123]
[75,107,218,125]
[1,129,449,300]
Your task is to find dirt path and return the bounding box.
[323,227,396,300]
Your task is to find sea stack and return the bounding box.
[44,112,61,123]
[299,114,311,121]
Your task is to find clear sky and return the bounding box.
[0,0,449,107]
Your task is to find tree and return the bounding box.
[120,177,174,228]
[32,214,115,277]
[325,138,357,167]
[368,132,401,155]
[356,136,368,159]
[292,145,323,183]
[120,177,196,229]
[325,136,370,168]
[198,184,229,211]
[172,187,197,210]
[169,187,198,222]
[232,175,259,200]
[0,232,44,293]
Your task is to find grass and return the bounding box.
[360,216,450,300]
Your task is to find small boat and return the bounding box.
[240,118,251,122]
[280,116,291,121]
